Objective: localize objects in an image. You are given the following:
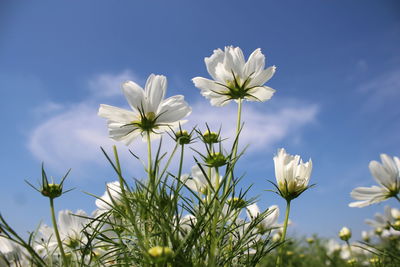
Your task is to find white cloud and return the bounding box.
[358,68,400,112]
[88,70,138,98]
[28,71,319,179]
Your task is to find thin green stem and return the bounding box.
[49,198,67,264]
[209,167,221,267]
[233,98,242,159]
[276,199,291,267]
[159,142,179,178]
[175,144,185,240]
[113,146,135,222]
[147,131,153,185]
[345,240,355,266]
[394,195,400,203]
[224,99,243,194]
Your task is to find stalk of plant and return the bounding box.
[48,198,67,264]
[270,148,313,267]
[25,166,73,265]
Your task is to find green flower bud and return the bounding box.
[392,220,400,231]
[228,197,246,209]
[175,130,191,145]
[369,257,380,264]
[347,258,357,265]
[202,130,219,144]
[306,237,314,244]
[205,152,227,167]
[148,246,173,258]
[375,227,383,236]
[339,227,351,241]
[41,183,63,199]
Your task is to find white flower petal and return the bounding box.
[247,86,275,102]
[122,80,145,111]
[248,66,276,88]
[145,74,167,113]
[98,104,137,123]
[243,48,265,77]
[205,48,225,81]
[157,95,192,123]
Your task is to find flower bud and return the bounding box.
[202,130,219,144]
[148,246,173,258]
[374,227,383,236]
[41,183,63,199]
[339,227,351,241]
[361,231,370,243]
[175,130,191,145]
[369,257,380,264]
[272,232,281,242]
[306,237,314,244]
[228,197,246,209]
[205,152,227,167]
[392,220,400,231]
[347,258,357,265]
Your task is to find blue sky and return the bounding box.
[1,0,399,241]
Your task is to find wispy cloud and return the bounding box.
[358,68,400,112]
[28,71,319,179]
[88,70,139,98]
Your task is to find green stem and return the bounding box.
[276,200,291,267]
[209,167,220,266]
[49,198,67,264]
[113,146,135,221]
[233,98,242,159]
[175,144,185,239]
[159,142,179,178]
[147,131,153,186]
[346,240,354,262]
[224,99,243,194]
[394,195,400,203]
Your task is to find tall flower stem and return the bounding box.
[147,131,153,186]
[113,146,135,221]
[209,167,221,266]
[345,240,355,265]
[49,198,67,264]
[224,99,243,194]
[395,195,400,203]
[276,199,291,267]
[175,144,185,239]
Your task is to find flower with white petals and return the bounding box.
[192,46,276,106]
[246,203,280,231]
[349,154,400,208]
[98,74,191,145]
[0,236,29,266]
[365,206,395,229]
[183,165,222,195]
[273,148,313,201]
[95,181,123,213]
[37,210,90,252]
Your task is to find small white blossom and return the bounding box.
[246,203,280,231]
[273,148,313,200]
[349,154,400,207]
[99,74,191,145]
[192,46,276,106]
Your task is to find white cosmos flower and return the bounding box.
[246,203,280,231]
[349,154,400,208]
[95,181,123,212]
[192,46,276,106]
[37,210,90,252]
[183,165,222,195]
[0,236,29,266]
[273,148,313,200]
[98,74,191,145]
[365,206,395,229]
